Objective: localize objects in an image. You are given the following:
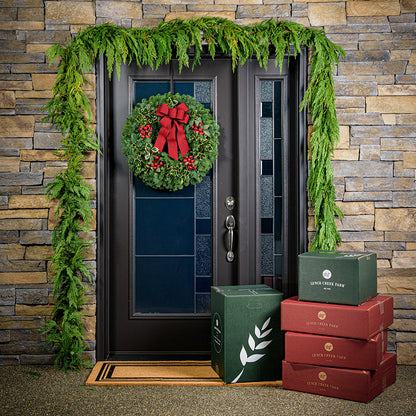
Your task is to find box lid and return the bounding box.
[298,250,374,260]
[211,284,282,298]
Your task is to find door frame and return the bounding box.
[95,52,307,361]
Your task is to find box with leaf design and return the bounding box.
[211,285,284,383]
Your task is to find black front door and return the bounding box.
[97,55,307,359]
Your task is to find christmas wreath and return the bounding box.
[121,92,220,191]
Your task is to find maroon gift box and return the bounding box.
[282,353,396,403]
[285,331,387,370]
[281,295,393,339]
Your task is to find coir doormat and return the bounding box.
[86,361,282,386]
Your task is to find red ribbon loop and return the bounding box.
[153,102,190,160]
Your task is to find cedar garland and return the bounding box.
[43,17,345,370]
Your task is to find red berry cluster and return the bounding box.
[183,155,197,170]
[191,122,205,135]
[138,124,153,139]
[149,155,163,171]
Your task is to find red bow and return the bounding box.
[153,103,190,160]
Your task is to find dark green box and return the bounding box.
[211,285,284,383]
[298,251,377,306]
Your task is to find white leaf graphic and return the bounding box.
[259,328,272,338]
[231,368,245,384]
[262,317,271,331]
[255,340,272,350]
[248,334,255,351]
[240,346,248,366]
[254,325,261,338]
[246,354,265,363]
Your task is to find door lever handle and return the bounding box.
[225,215,235,262]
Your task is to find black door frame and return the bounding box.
[96,52,307,361]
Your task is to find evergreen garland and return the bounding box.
[43,17,345,370]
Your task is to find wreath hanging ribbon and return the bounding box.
[121,92,220,191]
[154,102,190,160]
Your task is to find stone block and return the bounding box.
[332,149,359,161]
[346,1,400,16]
[45,1,95,25]
[403,152,416,168]
[237,5,290,18]
[16,289,48,305]
[343,191,392,202]
[0,219,43,231]
[8,195,54,210]
[385,232,416,242]
[382,138,416,151]
[393,192,416,208]
[81,316,96,341]
[359,145,380,161]
[364,178,414,191]
[332,161,393,178]
[20,354,56,365]
[20,150,67,162]
[20,231,52,245]
[0,306,14,316]
[390,319,416,332]
[0,272,47,284]
[339,231,384,242]
[25,245,54,260]
[378,85,416,96]
[308,2,346,26]
[378,276,416,294]
[0,138,32,150]
[382,114,396,125]
[96,1,142,19]
[0,288,15,306]
[0,91,15,109]
[15,304,53,316]
[396,332,416,342]
[0,209,48,220]
[165,11,236,21]
[337,241,365,252]
[0,341,44,355]
[352,125,416,139]
[367,96,416,114]
[394,161,414,178]
[18,7,44,21]
[0,173,43,186]
[345,178,364,192]
[0,317,44,330]
[0,115,34,138]
[0,330,11,343]
[33,132,63,149]
[375,208,416,231]
[336,214,374,231]
[335,201,374,215]
[0,157,19,172]
[0,81,32,91]
[392,294,416,309]
[401,0,416,12]
[338,61,407,76]
[335,97,366,109]
[0,244,25,260]
[0,355,19,365]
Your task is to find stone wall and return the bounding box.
[0,0,415,365]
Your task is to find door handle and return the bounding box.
[225,215,235,262]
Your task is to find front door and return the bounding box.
[97,55,307,359]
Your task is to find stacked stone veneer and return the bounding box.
[0,1,415,365]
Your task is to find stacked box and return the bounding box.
[211,285,284,383]
[282,251,396,402]
[298,251,377,305]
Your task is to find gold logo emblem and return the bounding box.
[324,342,333,352]
[318,311,326,320]
[318,372,327,381]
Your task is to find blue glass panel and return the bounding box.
[274,197,282,253]
[174,82,194,96]
[274,140,282,197]
[261,235,274,275]
[260,118,273,159]
[260,176,273,217]
[261,81,273,101]
[262,102,272,118]
[196,294,211,313]
[274,254,283,275]
[136,198,194,255]
[274,81,282,138]
[195,81,212,103]
[196,276,211,292]
[262,160,273,176]
[135,176,194,198]
[134,82,170,105]
[261,218,273,234]
[196,219,211,234]
[196,173,212,218]
[196,235,211,275]
[135,256,194,313]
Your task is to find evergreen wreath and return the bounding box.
[43,17,345,370]
[121,92,219,191]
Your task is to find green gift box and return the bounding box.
[211,284,284,383]
[298,251,377,306]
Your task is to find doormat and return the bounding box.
[86,361,282,386]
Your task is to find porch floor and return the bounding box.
[0,364,415,415]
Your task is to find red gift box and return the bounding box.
[281,296,393,339]
[282,353,396,403]
[285,331,387,370]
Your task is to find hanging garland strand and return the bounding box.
[43,17,345,370]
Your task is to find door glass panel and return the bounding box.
[259,80,283,279]
[134,81,213,314]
